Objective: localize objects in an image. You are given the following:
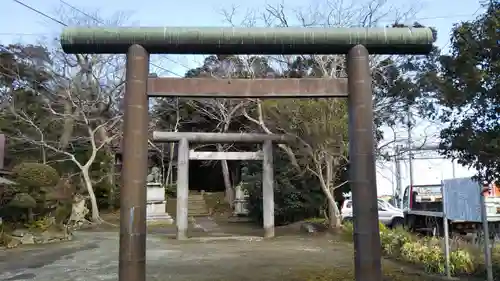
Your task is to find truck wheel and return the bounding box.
[391,217,404,229]
[404,215,416,232]
[431,220,444,237]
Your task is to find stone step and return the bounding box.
[189,207,207,211]
[189,212,208,215]
[188,205,207,208]
[186,194,208,217]
[189,210,208,214]
[188,202,207,207]
[189,213,209,217]
[188,199,207,203]
[188,205,208,209]
[188,204,207,208]
[188,201,207,205]
[188,204,206,207]
[189,210,209,214]
[188,205,206,209]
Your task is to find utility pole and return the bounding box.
[394,145,403,208]
[407,110,415,190]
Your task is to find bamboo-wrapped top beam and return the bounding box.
[60,27,434,55]
[153,132,292,143]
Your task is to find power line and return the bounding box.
[439,6,484,51]
[59,0,99,24]
[10,0,486,72]
[11,0,67,26]
[0,33,53,36]
[2,10,483,37]
[58,0,190,74]
[10,0,183,77]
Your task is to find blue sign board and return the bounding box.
[442,177,482,222]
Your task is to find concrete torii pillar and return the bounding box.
[176,138,189,240]
[262,140,274,238]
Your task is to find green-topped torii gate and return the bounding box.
[60,27,433,281]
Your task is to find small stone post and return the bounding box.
[262,140,275,238]
[176,138,189,240]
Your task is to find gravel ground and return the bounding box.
[0,230,463,281]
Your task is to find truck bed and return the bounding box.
[406,210,443,217]
[412,201,443,212]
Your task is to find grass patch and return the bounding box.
[303,217,327,225]
[286,261,450,281]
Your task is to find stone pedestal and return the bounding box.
[146,183,173,224]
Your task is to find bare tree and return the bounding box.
[150,97,183,188]
[221,0,423,228]
[243,99,348,227]
[185,56,255,206]
[7,78,121,222]
[0,10,129,222]
[188,98,251,206]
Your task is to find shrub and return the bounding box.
[8,193,36,209]
[304,217,327,225]
[7,163,60,223]
[341,221,387,243]
[341,220,477,276]
[422,245,446,273]
[12,162,59,188]
[93,180,116,209]
[380,227,412,256]
[341,221,354,241]
[24,216,54,231]
[450,249,475,274]
[378,221,388,232]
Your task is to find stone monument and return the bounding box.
[146,166,173,224]
[233,167,250,216]
[233,183,249,216]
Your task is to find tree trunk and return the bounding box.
[58,98,75,149]
[328,197,341,228]
[107,159,116,208]
[41,147,47,164]
[318,156,342,228]
[165,142,175,186]
[165,161,172,186]
[327,156,341,228]
[217,144,234,207]
[82,169,101,223]
[222,160,233,207]
[318,178,339,228]
[96,126,116,210]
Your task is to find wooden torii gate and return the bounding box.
[60,26,433,281]
[153,131,291,240]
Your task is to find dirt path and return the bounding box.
[0,230,459,281]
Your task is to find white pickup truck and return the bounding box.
[341,199,405,228]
